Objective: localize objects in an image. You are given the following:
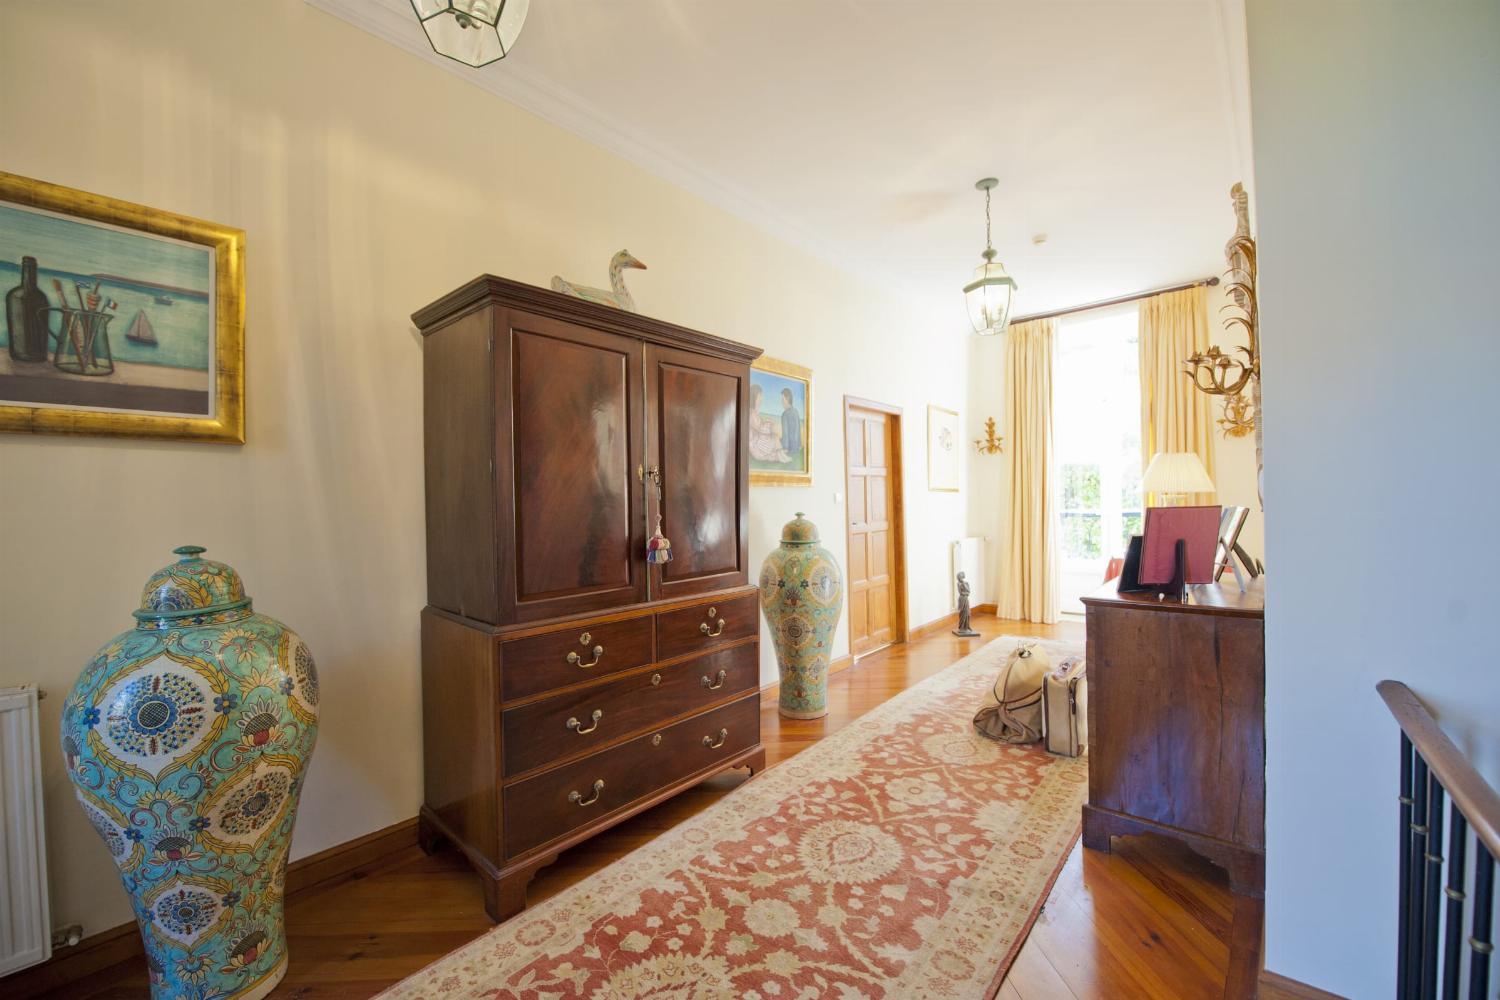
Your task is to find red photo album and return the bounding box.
[1140,505,1223,585]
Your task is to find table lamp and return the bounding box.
[1143,451,1214,506]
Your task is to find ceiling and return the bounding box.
[310,0,1252,321]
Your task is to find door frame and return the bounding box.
[842,395,910,656]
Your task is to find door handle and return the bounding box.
[569,779,605,807]
[567,709,603,735]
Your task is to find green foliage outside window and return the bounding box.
[1062,512,1102,559]
[1062,464,1101,511]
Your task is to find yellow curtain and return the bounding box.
[996,317,1059,624]
[1139,287,1217,504]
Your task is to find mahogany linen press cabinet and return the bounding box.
[414,275,766,921]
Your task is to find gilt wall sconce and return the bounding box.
[1182,182,1263,505]
[1183,183,1260,442]
[974,417,1004,455]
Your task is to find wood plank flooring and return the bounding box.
[41,615,1258,999]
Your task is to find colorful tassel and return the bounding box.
[647,516,673,564]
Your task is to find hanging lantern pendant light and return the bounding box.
[410,0,530,68]
[964,177,1018,336]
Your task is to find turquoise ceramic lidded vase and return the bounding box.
[61,546,319,1000]
[758,512,844,719]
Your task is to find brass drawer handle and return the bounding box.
[567,645,604,668]
[701,669,727,690]
[703,728,728,749]
[699,619,726,637]
[566,709,603,735]
[569,779,604,807]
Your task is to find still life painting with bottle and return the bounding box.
[0,170,244,442]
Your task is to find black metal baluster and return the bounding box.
[1441,805,1467,1000]
[1422,781,1445,999]
[1469,845,1493,1000]
[1401,732,1415,1000]
[1409,755,1431,1000]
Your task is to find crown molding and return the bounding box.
[302,0,863,282]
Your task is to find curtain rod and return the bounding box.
[1009,275,1220,326]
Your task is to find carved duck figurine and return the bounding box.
[551,249,648,312]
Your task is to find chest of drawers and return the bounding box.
[415,275,764,922]
[419,590,765,922]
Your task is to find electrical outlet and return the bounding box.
[52,923,83,948]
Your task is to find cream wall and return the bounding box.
[0,0,969,937]
[1248,1,1500,995]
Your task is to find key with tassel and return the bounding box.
[643,466,672,564]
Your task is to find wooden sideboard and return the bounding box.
[414,275,765,921]
[1080,578,1266,895]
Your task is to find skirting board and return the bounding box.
[1258,970,1349,1000]
[2,817,421,999]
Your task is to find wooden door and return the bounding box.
[844,399,905,656]
[645,344,750,601]
[498,310,648,621]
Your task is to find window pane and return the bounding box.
[1121,465,1142,511]
[1062,512,1102,559]
[1062,463,1102,511]
[1121,511,1143,549]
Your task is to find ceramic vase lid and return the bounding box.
[134,545,252,629]
[779,512,820,546]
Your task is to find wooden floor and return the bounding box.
[44,615,1260,999]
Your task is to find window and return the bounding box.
[1054,304,1143,613]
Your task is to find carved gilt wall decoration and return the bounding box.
[1183,182,1263,500]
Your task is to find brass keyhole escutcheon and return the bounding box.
[651,733,662,746]
[580,632,591,646]
[651,673,662,687]
[707,607,717,618]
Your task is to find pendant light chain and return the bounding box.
[985,184,993,253]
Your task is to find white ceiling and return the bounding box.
[310,0,1253,321]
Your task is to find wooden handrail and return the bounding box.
[1378,680,1500,860]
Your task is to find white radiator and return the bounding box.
[951,537,986,609]
[0,685,51,975]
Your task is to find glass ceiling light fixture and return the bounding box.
[410,0,530,69]
[964,177,1018,336]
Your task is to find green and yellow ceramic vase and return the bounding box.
[758,512,844,719]
[60,546,320,1000]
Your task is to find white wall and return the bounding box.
[0,0,968,938]
[1248,2,1500,994]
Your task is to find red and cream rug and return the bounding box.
[382,635,1088,1000]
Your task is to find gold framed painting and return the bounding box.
[0,171,244,443]
[749,356,811,486]
[927,404,960,492]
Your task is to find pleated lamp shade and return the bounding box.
[1142,451,1214,504]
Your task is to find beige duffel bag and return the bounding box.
[974,641,1049,743]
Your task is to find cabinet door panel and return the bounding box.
[645,346,749,600]
[500,312,646,621]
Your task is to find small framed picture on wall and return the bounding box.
[749,356,812,486]
[927,404,960,492]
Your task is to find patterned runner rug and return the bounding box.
[382,635,1088,1000]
